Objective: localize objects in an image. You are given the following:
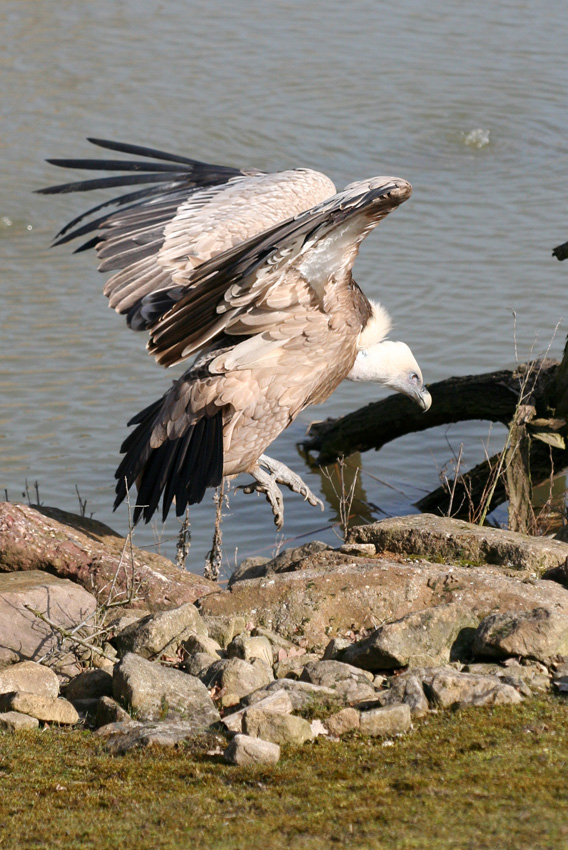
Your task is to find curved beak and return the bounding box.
[415,386,432,412]
[390,375,432,412]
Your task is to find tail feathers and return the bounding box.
[114,398,224,524]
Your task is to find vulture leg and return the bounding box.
[239,454,324,529]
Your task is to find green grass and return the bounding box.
[0,696,567,850]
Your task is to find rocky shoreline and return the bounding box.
[1,503,567,765]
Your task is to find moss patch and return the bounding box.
[0,696,567,849]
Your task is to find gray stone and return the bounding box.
[300,660,375,702]
[183,652,220,678]
[339,543,377,557]
[228,557,271,584]
[113,653,220,725]
[222,689,294,734]
[425,669,523,708]
[553,675,568,693]
[0,710,40,731]
[201,657,273,708]
[183,634,223,658]
[95,696,132,728]
[200,615,246,649]
[243,708,314,746]
[349,514,568,572]
[340,603,479,671]
[227,635,273,668]
[323,707,361,736]
[223,734,280,766]
[0,692,79,724]
[310,719,329,737]
[359,704,411,737]
[251,627,302,656]
[380,673,430,718]
[323,638,353,660]
[464,662,548,695]
[240,678,341,712]
[64,669,113,701]
[102,720,211,754]
[115,603,207,660]
[0,661,60,700]
[0,570,96,676]
[274,653,319,680]
[473,607,568,664]
[229,541,332,585]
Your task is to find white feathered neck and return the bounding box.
[357,300,391,350]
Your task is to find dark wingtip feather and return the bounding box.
[113,395,225,525]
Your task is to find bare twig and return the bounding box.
[24,604,117,664]
[74,485,87,517]
[204,480,226,581]
[175,507,192,570]
[321,456,359,541]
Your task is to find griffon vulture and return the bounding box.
[39,139,431,527]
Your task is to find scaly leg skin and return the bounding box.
[239,454,324,529]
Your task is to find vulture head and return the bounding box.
[347,301,431,410]
[347,340,432,411]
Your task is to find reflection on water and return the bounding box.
[1,0,568,572]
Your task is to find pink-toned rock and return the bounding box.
[323,707,361,736]
[0,571,96,675]
[0,503,217,610]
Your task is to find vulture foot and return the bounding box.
[239,454,324,529]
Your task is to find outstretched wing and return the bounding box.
[38,139,336,330]
[146,176,413,367]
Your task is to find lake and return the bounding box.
[2,0,567,574]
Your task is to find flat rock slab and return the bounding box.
[0,661,60,700]
[0,711,40,731]
[359,704,411,737]
[348,514,568,572]
[0,692,79,724]
[198,552,568,652]
[240,679,342,712]
[224,734,281,765]
[100,720,211,754]
[0,503,216,609]
[0,570,96,675]
[113,653,220,725]
[243,708,314,746]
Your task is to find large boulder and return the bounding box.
[0,570,96,675]
[473,607,568,664]
[198,550,568,652]
[348,514,568,572]
[0,661,60,699]
[0,503,216,610]
[113,652,220,725]
[339,603,479,670]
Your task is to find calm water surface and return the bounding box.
[2,0,568,573]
